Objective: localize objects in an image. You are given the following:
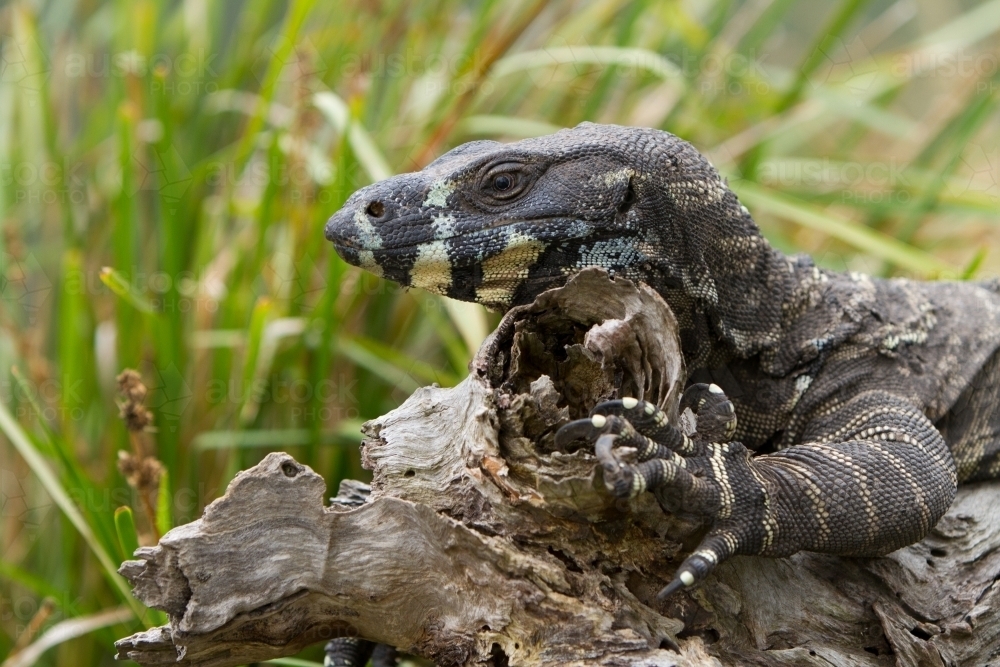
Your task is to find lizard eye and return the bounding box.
[492,173,515,192]
[478,161,536,205]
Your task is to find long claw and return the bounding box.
[596,434,649,497]
[656,544,726,600]
[656,560,705,600]
[656,576,688,601]
[594,433,619,467]
[554,419,596,448]
[555,415,615,448]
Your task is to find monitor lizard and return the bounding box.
[321,122,1000,666]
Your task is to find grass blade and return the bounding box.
[0,400,143,617]
[114,506,140,560]
[155,468,173,536]
[492,46,684,84]
[192,425,364,450]
[1,607,134,667]
[313,91,393,181]
[100,267,157,314]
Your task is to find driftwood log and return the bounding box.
[115,270,1000,667]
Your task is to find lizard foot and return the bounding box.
[679,383,737,443]
[556,390,769,600]
[325,639,399,667]
[324,638,373,667]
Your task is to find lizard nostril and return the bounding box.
[366,201,385,218]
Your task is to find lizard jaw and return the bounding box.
[326,200,618,308]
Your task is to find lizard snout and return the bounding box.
[323,209,356,246]
[324,199,394,250]
[325,182,404,252]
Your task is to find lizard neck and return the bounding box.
[648,227,798,369]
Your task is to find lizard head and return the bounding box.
[325,122,755,311]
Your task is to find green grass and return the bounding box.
[1,0,998,664]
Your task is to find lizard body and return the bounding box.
[322,123,1000,651]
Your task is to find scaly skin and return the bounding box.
[322,123,1000,659]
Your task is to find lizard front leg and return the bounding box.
[556,388,958,600]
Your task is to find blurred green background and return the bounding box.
[0,0,997,664]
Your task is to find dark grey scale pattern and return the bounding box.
[325,122,1000,606]
[606,419,685,463]
[939,346,1000,482]
[761,391,956,556]
[324,638,374,667]
[325,639,398,667]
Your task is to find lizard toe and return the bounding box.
[591,398,701,456]
[554,413,623,449]
[657,531,745,600]
[681,383,737,442]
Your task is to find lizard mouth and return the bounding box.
[329,215,591,254]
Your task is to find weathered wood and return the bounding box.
[116,270,1000,667]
